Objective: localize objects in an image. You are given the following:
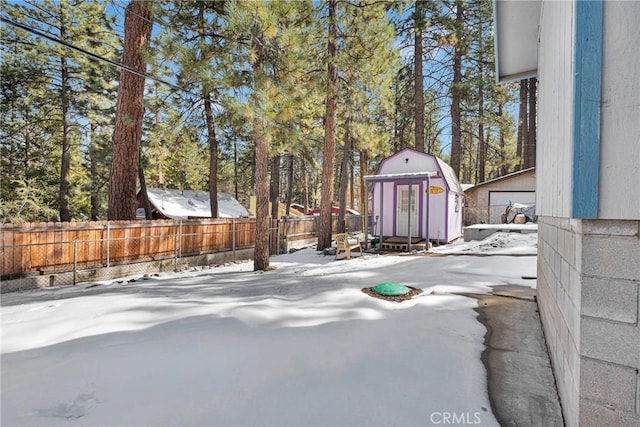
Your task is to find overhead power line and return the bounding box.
[1,16,212,103]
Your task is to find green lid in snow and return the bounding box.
[372,283,410,296]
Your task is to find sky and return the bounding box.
[7,0,520,159]
[2,231,537,426]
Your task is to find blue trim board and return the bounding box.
[572,0,603,218]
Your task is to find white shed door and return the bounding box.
[489,191,536,223]
[396,185,419,236]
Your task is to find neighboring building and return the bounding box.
[464,167,536,225]
[365,148,464,245]
[137,188,250,219]
[496,1,640,426]
[308,207,359,216]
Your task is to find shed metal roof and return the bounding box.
[464,167,536,192]
[364,171,436,183]
[144,188,250,219]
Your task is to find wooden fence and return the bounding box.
[1,215,363,280]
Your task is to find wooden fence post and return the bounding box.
[173,223,178,272]
[232,218,236,258]
[73,239,77,286]
[283,216,288,253]
[178,220,183,258]
[276,219,281,256]
[106,221,110,268]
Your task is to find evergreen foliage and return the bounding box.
[1,0,522,225]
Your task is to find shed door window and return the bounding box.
[396,185,419,237]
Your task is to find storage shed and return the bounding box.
[364,149,464,249]
[464,167,536,225]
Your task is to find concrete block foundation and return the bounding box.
[537,217,640,426]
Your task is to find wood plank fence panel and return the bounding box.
[235,219,255,248]
[1,216,359,279]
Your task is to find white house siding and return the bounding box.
[535,2,640,426]
[575,3,640,426]
[536,0,574,219]
[536,2,581,425]
[599,2,640,218]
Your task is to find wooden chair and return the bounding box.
[334,233,363,260]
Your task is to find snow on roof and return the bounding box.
[145,188,250,219]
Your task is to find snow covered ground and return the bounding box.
[1,233,537,426]
[430,231,538,255]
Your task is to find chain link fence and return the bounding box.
[1,215,363,292]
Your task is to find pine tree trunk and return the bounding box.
[285,153,294,216]
[270,155,281,219]
[254,115,270,270]
[138,146,153,219]
[525,77,537,168]
[337,112,352,233]
[252,28,270,271]
[108,0,152,220]
[302,156,309,215]
[462,130,473,183]
[317,0,338,251]
[359,149,368,232]
[199,4,219,219]
[517,78,528,169]
[414,1,425,153]
[349,152,355,210]
[23,107,30,175]
[449,0,464,179]
[477,72,485,183]
[89,123,100,221]
[59,42,72,222]
[498,103,507,176]
[204,90,219,217]
[234,140,239,200]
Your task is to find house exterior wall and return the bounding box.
[536,2,580,423]
[464,169,536,225]
[538,216,582,425]
[577,220,640,426]
[535,2,640,426]
[537,0,574,219]
[598,1,640,218]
